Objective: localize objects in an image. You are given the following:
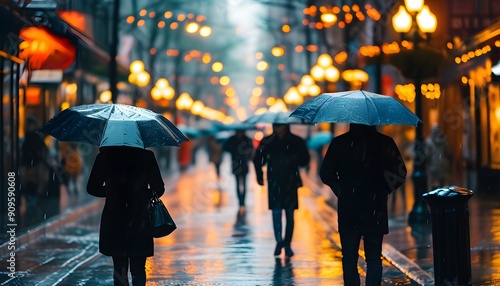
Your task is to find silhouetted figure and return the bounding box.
[254,124,310,257]
[87,146,165,286]
[21,117,49,200]
[59,142,82,195]
[425,125,452,189]
[207,135,223,187]
[320,124,407,286]
[223,130,254,215]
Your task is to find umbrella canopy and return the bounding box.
[243,111,310,125]
[38,103,189,148]
[290,90,421,126]
[307,131,333,149]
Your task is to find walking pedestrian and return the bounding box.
[253,123,310,257]
[87,146,165,286]
[425,124,452,189]
[223,130,254,215]
[207,135,223,187]
[59,142,82,196]
[319,124,407,286]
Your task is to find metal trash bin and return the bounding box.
[422,186,473,286]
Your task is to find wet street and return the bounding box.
[0,151,417,285]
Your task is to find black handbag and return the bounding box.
[148,190,177,238]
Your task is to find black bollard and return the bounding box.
[422,186,473,286]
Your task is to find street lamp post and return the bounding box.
[392,0,437,224]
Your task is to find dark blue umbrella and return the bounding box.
[290,90,421,126]
[307,131,333,149]
[38,103,189,148]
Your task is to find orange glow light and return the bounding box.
[19,27,76,70]
[26,86,41,105]
[58,10,87,32]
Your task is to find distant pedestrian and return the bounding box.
[425,125,452,189]
[320,124,407,286]
[59,142,82,195]
[207,135,223,186]
[20,116,50,201]
[223,130,254,215]
[253,123,310,257]
[87,146,165,286]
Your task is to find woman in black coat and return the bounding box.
[253,124,310,257]
[320,124,407,286]
[87,146,165,286]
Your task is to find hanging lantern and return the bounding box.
[19,27,76,70]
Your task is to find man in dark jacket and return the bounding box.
[320,124,407,286]
[223,130,254,214]
[87,146,165,286]
[254,124,310,257]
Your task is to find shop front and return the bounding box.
[444,21,500,193]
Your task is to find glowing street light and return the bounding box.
[392,0,437,224]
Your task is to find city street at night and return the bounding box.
[2,1,500,285]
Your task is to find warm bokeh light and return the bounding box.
[252,87,263,97]
[300,74,314,86]
[176,92,193,110]
[256,61,269,71]
[135,70,150,87]
[392,6,412,33]
[283,87,303,106]
[255,76,265,85]
[271,46,285,57]
[129,60,145,74]
[99,90,112,103]
[325,66,340,82]
[185,22,199,33]
[269,98,288,112]
[191,100,205,115]
[317,53,333,67]
[265,97,276,106]
[199,26,212,37]
[416,5,437,33]
[212,62,223,72]
[219,76,230,86]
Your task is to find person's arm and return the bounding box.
[319,142,341,197]
[87,153,107,198]
[147,151,165,197]
[383,139,407,193]
[253,140,268,186]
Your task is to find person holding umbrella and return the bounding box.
[253,123,310,257]
[38,103,189,286]
[319,124,407,286]
[87,146,165,285]
[222,129,254,215]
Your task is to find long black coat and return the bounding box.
[222,133,254,176]
[320,125,406,234]
[254,131,310,210]
[87,146,165,257]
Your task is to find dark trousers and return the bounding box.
[112,256,147,286]
[272,207,294,245]
[339,230,383,286]
[235,174,247,206]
